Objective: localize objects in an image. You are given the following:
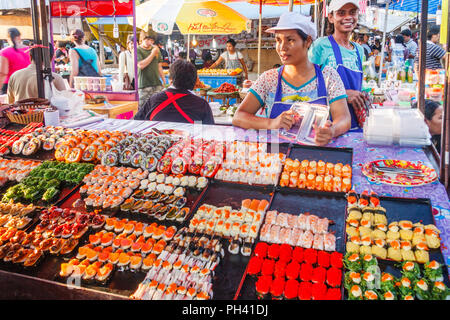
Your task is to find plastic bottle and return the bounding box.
[407,67,413,83]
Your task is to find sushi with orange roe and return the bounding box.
[59,263,73,278]
[286,261,300,280]
[298,281,312,300]
[255,275,272,299]
[326,267,342,288]
[241,199,251,212]
[284,279,299,300]
[247,256,263,277]
[300,263,313,282]
[359,190,370,208]
[311,282,327,300]
[311,266,327,284]
[325,288,341,300]
[270,277,285,300]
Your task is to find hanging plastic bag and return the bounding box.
[50,82,85,117]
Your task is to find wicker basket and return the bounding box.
[5,98,49,124]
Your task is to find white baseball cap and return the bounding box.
[266,12,317,40]
[328,0,360,13]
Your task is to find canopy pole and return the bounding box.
[321,0,326,37]
[417,0,429,115]
[441,0,450,188]
[258,0,262,76]
[378,1,389,87]
[187,34,190,61]
[30,0,45,98]
[289,0,294,12]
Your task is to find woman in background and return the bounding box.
[68,29,101,87]
[208,39,248,79]
[423,100,443,153]
[0,28,30,94]
[119,35,135,90]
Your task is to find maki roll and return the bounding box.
[348,285,363,300]
[270,277,285,300]
[363,289,380,300]
[279,244,293,263]
[317,251,330,268]
[130,151,146,168]
[303,248,317,265]
[344,253,361,271]
[344,271,362,290]
[381,290,397,300]
[267,244,280,260]
[292,247,304,263]
[299,263,313,282]
[431,281,449,300]
[326,267,342,288]
[330,252,343,269]
[380,273,396,292]
[311,282,327,300]
[423,260,443,282]
[362,254,377,270]
[254,242,268,259]
[401,261,420,279]
[414,279,431,300]
[298,281,313,300]
[247,256,263,277]
[285,261,300,280]
[261,259,275,277]
[255,275,272,299]
[325,288,341,300]
[311,266,327,284]
[273,260,286,278]
[241,237,254,256]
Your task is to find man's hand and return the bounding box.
[269,110,295,130]
[346,89,366,110]
[314,120,335,146]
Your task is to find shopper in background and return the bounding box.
[119,35,135,91]
[358,33,371,59]
[390,34,407,66]
[134,59,214,124]
[7,45,66,103]
[157,40,170,69]
[414,25,446,70]
[54,41,69,65]
[308,0,365,131]
[401,29,417,66]
[208,38,248,79]
[423,99,443,153]
[0,28,31,94]
[137,33,166,108]
[68,29,101,88]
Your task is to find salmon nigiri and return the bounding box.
[257,199,269,214]
[241,199,252,212]
[249,199,260,213]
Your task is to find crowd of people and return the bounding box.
[0,0,445,148]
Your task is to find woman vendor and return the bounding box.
[208,39,248,80]
[308,0,366,131]
[232,12,351,146]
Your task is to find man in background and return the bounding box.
[137,33,166,108]
[401,29,417,66]
[414,25,446,70]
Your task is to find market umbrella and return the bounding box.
[222,0,316,75]
[136,0,251,60]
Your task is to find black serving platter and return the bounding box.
[235,188,347,300]
[342,195,450,300]
[187,180,274,300]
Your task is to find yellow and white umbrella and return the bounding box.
[136,0,251,35]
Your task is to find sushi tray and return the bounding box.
[343,191,450,300]
[185,181,273,300]
[4,149,55,162]
[278,144,353,195]
[235,188,347,300]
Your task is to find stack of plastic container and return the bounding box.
[363,109,431,147]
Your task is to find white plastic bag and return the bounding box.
[50,83,85,117]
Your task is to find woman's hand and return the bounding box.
[269,110,295,130]
[346,89,366,110]
[314,120,335,146]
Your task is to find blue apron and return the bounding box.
[269,64,328,119]
[328,35,363,131]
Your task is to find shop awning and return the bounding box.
[376,0,440,14]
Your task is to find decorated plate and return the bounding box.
[362,159,438,187]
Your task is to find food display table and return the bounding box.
[0,119,448,300]
[82,101,138,119]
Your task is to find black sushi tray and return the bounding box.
[4,149,55,162]
[342,195,450,299]
[286,144,353,166]
[235,188,347,300]
[185,180,274,300]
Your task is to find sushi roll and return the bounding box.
[304,248,317,265]
[348,285,363,300]
[270,277,285,300]
[312,266,327,284]
[298,281,313,300]
[284,261,299,281]
[267,244,280,260]
[344,253,361,271]
[228,235,241,255]
[241,237,254,256]
[255,275,272,299]
[247,256,263,277]
[363,290,379,300]
[415,250,429,264]
[326,267,342,288]
[424,261,443,282]
[311,282,327,300]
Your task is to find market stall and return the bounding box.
[48,0,139,118]
[0,118,448,300]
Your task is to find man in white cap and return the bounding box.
[233,12,351,146]
[308,0,366,131]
